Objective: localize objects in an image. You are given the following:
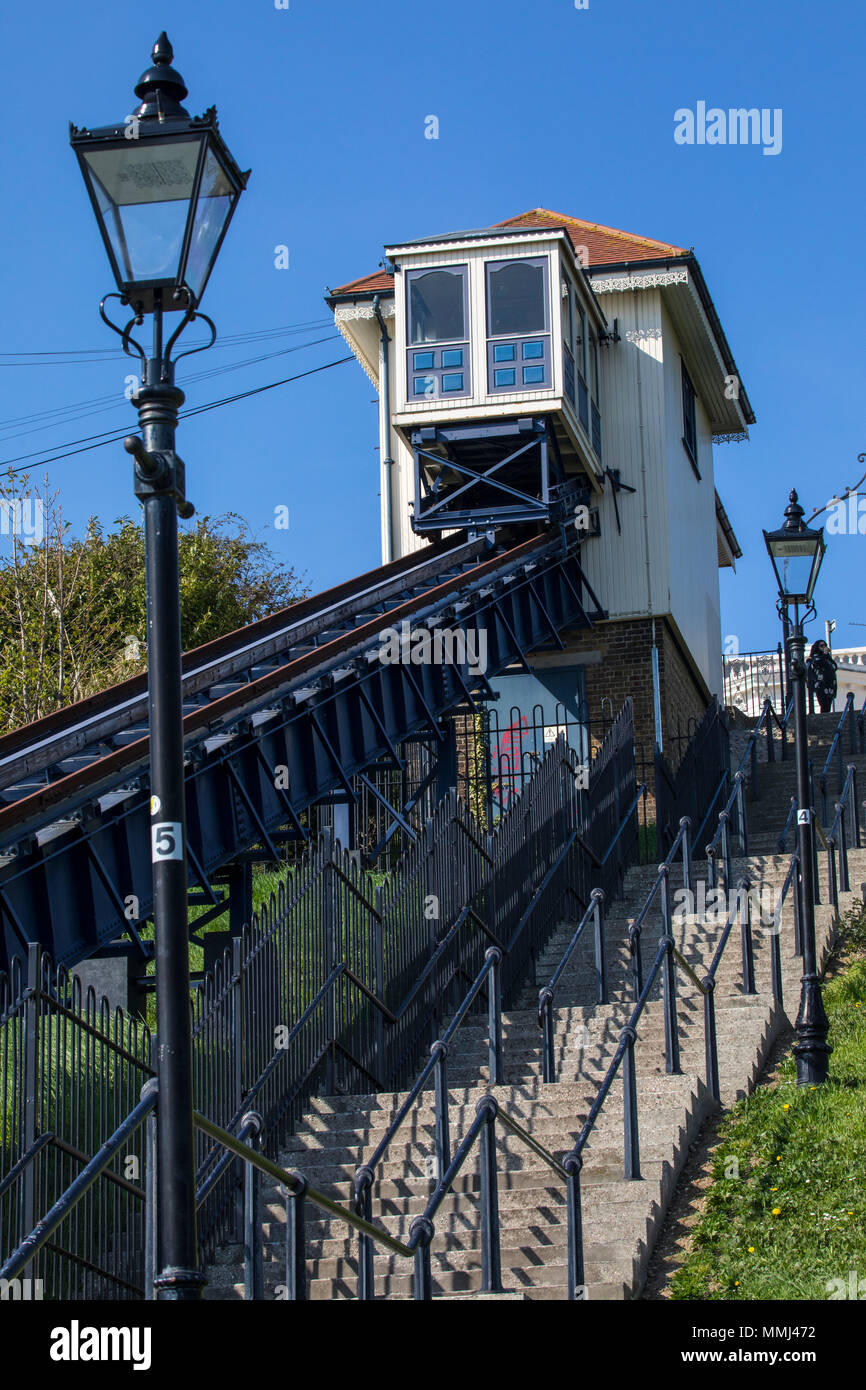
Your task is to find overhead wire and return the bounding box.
[0,332,341,442]
[2,355,355,477]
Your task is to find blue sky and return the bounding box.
[2,0,865,655]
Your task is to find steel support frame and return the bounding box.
[0,540,601,974]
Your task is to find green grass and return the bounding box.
[671,903,866,1301]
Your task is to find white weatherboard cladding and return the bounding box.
[393,240,560,421]
[579,290,670,623]
[660,300,722,696]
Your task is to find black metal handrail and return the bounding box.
[826,764,862,910]
[557,868,770,1298]
[701,695,794,886]
[352,944,503,1296]
[356,772,649,1222]
[818,693,856,822]
[777,796,798,855]
[626,815,692,999]
[0,1088,157,1287]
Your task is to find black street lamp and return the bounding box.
[763,490,831,1086]
[70,34,249,1299]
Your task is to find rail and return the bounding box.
[818,693,857,822]
[626,815,692,1000]
[825,764,863,911]
[557,869,771,1297]
[536,783,648,1081]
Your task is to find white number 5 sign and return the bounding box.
[151,822,184,862]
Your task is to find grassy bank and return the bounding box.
[671,902,866,1300]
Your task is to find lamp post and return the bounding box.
[71,35,249,1298]
[763,489,831,1086]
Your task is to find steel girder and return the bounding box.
[0,533,602,971]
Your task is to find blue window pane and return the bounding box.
[523,365,545,385]
[414,376,435,396]
[441,373,464,392]
[493,344,516,363]
[413,351,435,370]
[522,341,544,360]
[494,368,517,387]
[441,349,464,368]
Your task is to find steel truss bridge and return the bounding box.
[0,530,604,977]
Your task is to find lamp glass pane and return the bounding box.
[184,146,236,301]
[770,537,818,599]
[81,139,202,285]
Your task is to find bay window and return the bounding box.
[486,257,551,392]
[406,265,470,398]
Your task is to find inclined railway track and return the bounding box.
[0,529,603,972]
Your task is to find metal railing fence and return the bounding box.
[0,946,153,1298]
[2,697,641,1297]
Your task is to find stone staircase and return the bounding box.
[203,722,866,1302]
[735,711,866,855]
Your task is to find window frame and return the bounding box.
[406,263,469,346]
[484,255,552,394]
[681,360,700,478]
[405,263,471,400]
[485,255,550,339]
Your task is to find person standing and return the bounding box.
[806,639,838,714]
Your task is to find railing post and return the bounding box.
[719,813,731,897]
[820,774,828,828]
[477,1097,502,1293]
[242,1111,264,1302]
[703,978,720,1103]
[373,888,386,1078]
[849,695,858,756]
[284,1169,308,1301]
[486,948,503,1087]
[827,836,838,912]
[324,842,337,1096]
[22,943,41,1244]
[144,1080,159,1300]
[660,869,680,1075]
[851,769,861,848]
[839,803,850,896]
[737,775,748,856]
[707,845,717,891]
[410,1216,435,1301]
[739,881,756,995]
[770,916,784,1009]
[680,817,692,894]
[230,935,244,1242]
[432,1041,450,1181]
[621,1025,641,1180]
[628,919,643,1002]
[592,888,607,1005]
[811,801,821,906]
[539,987,556,1084]
[793,860,803,957]
[565,1155,585,1300]
[766,701,775,765]
[354,1168,375,1301]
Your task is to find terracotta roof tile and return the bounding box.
[492,208,689,264]
[327,208,690,297]
[327,269,395,297]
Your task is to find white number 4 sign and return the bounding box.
[151,822,184,862]
[797,809,811,825]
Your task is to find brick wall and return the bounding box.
[563,614,708,758]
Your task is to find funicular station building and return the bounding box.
[327,209,752,780]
